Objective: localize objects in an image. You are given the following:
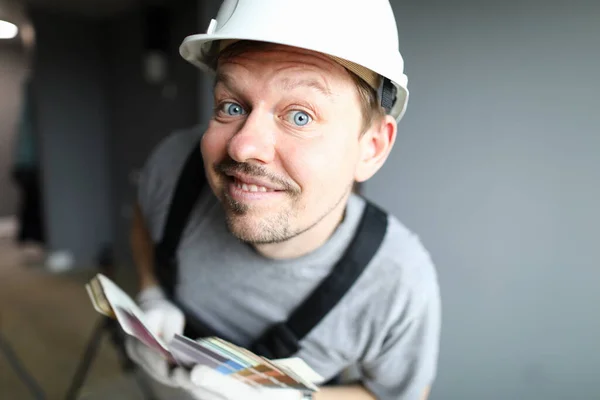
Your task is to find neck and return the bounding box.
[253,195,350,260]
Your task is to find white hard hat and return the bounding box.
[179,0,409,122]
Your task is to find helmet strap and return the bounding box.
[378,77,397,114]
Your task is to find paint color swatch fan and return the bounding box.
[86,274,323,393]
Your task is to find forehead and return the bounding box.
[218,42,336,65]
[215,42,353,87]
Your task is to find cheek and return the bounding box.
[281,137,357,196]
[201,125,230,164]
[201,126,232,194]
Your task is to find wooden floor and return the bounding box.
[0,239,145,399]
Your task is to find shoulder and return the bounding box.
[348,202,441,387]
[143,124,205,175]
[138,124,205,197]
[136,124,206,237]
[300,198,441,387]
[357,200,440,328]
[383,212,439,300]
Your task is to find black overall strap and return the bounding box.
[154,141,205,298]
[250,202,388,359]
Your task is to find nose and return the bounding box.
[227,109,276,165]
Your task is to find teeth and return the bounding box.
[235,180,272,192]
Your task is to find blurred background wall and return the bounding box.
[366,1,600,399]
[0,0,598,399]
[0,39,25,217]
[29,9,114,267]
[1,0,200,264]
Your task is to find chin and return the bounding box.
[224,210,293,245]
[225,217,274,244]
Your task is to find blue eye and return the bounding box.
[222,102,246,116]
[288,110,312,126]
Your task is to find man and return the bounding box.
[126,0,441,399]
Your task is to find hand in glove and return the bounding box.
[173,365,307,400]
[125,285,185,387]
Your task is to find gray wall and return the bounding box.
[26,0,198,264]
[106,0,199,261]
[0,43,27,217]
[364,1,600,399]
[31,10,113,265]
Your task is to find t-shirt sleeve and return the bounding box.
[361,249,442,400]
[136,125,205,241]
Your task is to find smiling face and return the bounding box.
[202,42,394,245]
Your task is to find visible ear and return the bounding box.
[354,115,397,182]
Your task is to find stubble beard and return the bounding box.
[221,183,352,246]
[222,190,296,245]
[214,159,352,245]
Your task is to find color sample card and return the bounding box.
[170,335,318,391]
[115,306,174,361]
[85,274,320,393]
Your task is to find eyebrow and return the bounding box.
[214,72,332,98]
[214,71,235,91]
[279,77,332,97]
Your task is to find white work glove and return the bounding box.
[124,285,185,387]
[172,365,306,400]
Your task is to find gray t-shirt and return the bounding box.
[137,125,441,400]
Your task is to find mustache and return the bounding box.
[214,159,297,193]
